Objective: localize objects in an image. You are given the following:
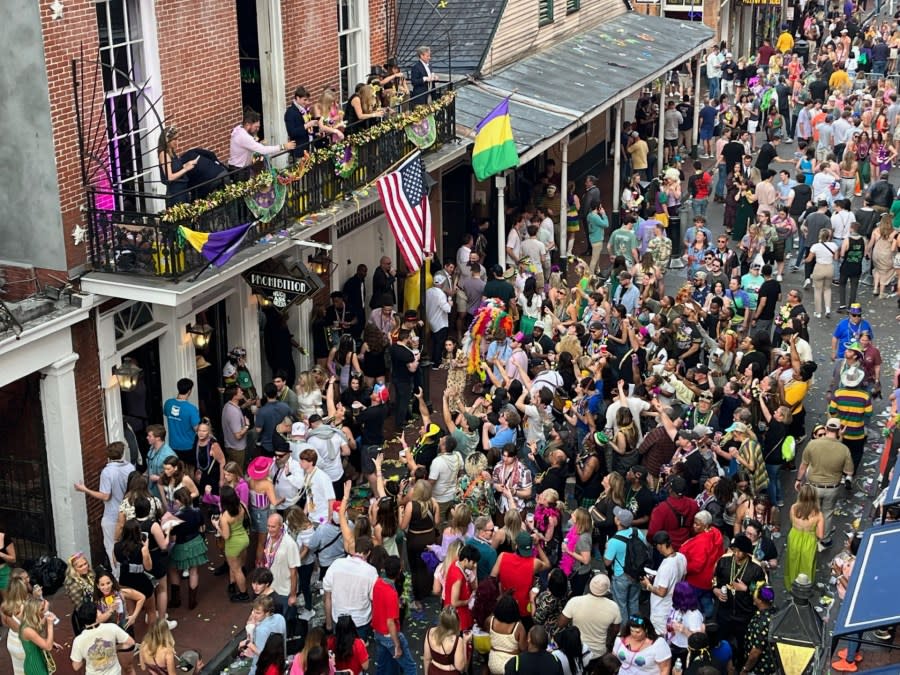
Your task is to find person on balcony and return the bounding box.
[284,86,318,157]
[410,45,439,104]
[344,84,385,132]
[229,110,295,178]
[157,126,198,207]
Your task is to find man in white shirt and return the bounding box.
[506,218,524,264]
[298,447,336,525]
[558,574,622,657]
[642,531,687,635]
[429,435,463,522]
[70,602,134,674]
[457,234,474,277]
[228,110,295,170]
[323,537,378,637]
[426,276,452,367]
[304,415,350,497]
[263,513,301,606]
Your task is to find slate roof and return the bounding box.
[454,12,714,162]
[396,0,506,76]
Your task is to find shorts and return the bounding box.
[699,127,714,141]
[665,138,678,149]
[747,120,759,134]
[361,445,382,475]
[249,505,270,533]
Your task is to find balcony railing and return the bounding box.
[86,85,457,280]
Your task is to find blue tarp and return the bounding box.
[833,522,900,637]
[884,462,900,507]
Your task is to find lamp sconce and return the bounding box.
[187,323,213,350]
[256,294,272,308]
[308,254,336,277]
[113,357,142,392]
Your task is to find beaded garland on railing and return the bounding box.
[160,90,457,224]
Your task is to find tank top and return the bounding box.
[250,489,271,510]
[20,626,50,675]
[842,236,865,273]
[195,439,222,492]
[428,631,461,675]
[498,554,536,616]
[409,502,435,533]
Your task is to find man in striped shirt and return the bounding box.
[828,365,873,473]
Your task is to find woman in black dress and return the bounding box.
[157,126,197,207]
[193,420,225,501]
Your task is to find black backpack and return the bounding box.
[613,528,652,580]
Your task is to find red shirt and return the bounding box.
[498,553,535,617]
[326,636,368,675]
[680,528,724,589]
[443,563,473,630]
[648,495,699,550]
[371,577,400,636]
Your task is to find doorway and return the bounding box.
[236,0,264,136]
[0,374,55,560]
[441,165,473,259]
[120,338,163,467]
[193,300,229,439]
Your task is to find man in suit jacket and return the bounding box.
[342,264,368,339]
[370,256,397,309]
[284,86,314,158]
[410,46,438,104]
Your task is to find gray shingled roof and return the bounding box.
[455,13,714,162]
[397,0,507,76]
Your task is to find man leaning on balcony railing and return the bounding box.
[228,109,295,179]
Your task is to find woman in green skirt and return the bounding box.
[167,487,208,611]
[20,597,58,675]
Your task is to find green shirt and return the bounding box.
[890,198,900,229]
[608,228,639,266]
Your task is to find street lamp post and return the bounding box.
[768,573,824,675]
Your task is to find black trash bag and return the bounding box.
[29,556,67,596]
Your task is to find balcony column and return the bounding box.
[613,101,624,214]
[40,353,91,558]
[225,286,263,387]
[496,174,507,269]
[692,55,702,156]
[559,137,569,259]
[657,84,666,180]
[257,0,287,157]
[156,305,200,407]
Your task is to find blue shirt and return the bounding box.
[255,401,292,451]
[489,425,517,449]
[832,318,874,358]
[699,105,718,130]
[467,537,498,580]
[249,613,286,675]
[147,443,176,499]
[162,397,200,451]
[604,527,646,577]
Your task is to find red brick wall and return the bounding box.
[154,1,243,163]
[41,2,103,273]
[71,319,109,562]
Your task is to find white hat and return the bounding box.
[291,421,308,438]
[841,365,865,388]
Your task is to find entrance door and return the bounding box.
[121,339,163,467]
[194,300,229,438]
[441,165,472,259]
[236,0,264,136]
[0,374,55,559]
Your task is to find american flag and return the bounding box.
[376,151,433,273]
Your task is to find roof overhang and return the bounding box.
[455,12,715,164]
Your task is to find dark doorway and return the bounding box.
[0,374,55,561]
[121,338,163,467]
[194,300,229,439]
[236,0,264,137]
[441,165,473,260]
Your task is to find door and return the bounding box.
[441,165,472,260]
[236,0,264,136]
[120,338,163,466]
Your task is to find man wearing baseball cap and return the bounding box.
[831,303,874,361]
[828,365,873,473]
[604,506,647,620]
[559,574,621,659]
[795,417,853,550]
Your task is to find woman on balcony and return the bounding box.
[157,126,198,207]
[344,84,385,133]
[311,89,345,147]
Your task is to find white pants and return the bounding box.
[102,517,119,578]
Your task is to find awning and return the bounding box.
[455,12,715,164]
[833,522,900,637]
[883,447,900,506]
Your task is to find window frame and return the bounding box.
[566,0,580,14]
[539,0,554,27]
[337,0,371,103]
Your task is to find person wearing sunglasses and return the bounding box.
[611,614,671,674]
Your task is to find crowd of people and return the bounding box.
[10,11,900,675]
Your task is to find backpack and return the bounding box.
[665,500,687,528]
[613,528,652,580]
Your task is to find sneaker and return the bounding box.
[837,648,862,663]
[297,608,316,621]
[776,273,783,281]
[814,312,822,319]
[182,569,189,579]
[784,138,794,143]
[776,500,785,507]
[825,311,831,319]
[832,280,840,286]
[803,278,811,288]
[838,305,848,312]
[831,659,859,672]
[817,539,833,552]
[166,619,178,630]
[230,592,250,603]
[873,629,893,640]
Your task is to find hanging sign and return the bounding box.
[242,262,324,309]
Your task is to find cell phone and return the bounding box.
[141,532,149,543]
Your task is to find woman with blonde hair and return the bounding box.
[19,596,59,675]
[139,618,177,674]
[63,551,96,629]
[561,507,594,596]
[294,371,324,420]
[312,88,345,144]
[1,576,29,674]
[401,480,440,610]
[784,484,824,589]
[492,509,524,554]
[433,539,464,597]
[345,83,385,129]
[804,228,839,318]
[424,605,471,675]
[612,407,640,474]
[868,214,896,296]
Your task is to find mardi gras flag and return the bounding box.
[471,97,518,181]
[178,222,254,266]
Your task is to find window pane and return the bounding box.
[109,0,126,43]
[97,2,111,48]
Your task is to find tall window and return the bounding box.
[338,0,370,102]
[96,0,155,211]
[539,0,554,26]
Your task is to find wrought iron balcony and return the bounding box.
[85,86,457,280]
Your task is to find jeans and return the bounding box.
[693,587,716,620]
[374,630,418,675]
[611,573,641,621]
[874,60,887,75]
[838,271,860,307]
[794,234,807,268]
[716,164,727,199]
[708,76,721,100]
[831,239,844,279]
[298,563,314,609]
[766,464,783,504]
[812,483,841,542]
[692,197,709,219]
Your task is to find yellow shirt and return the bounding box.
[627,140,649,170]
[829,70,851,92]
[783,379,809,414]
[776,32,794,54]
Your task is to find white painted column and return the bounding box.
[294,298,313,374]
[97,312,124,443]
[496,174,507,268]
[156,305,200,406]
[559,137,569,256]
[613,102,624,213]
[258,0,287,157]
[41,353,91,558]
[692,56,702,154]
